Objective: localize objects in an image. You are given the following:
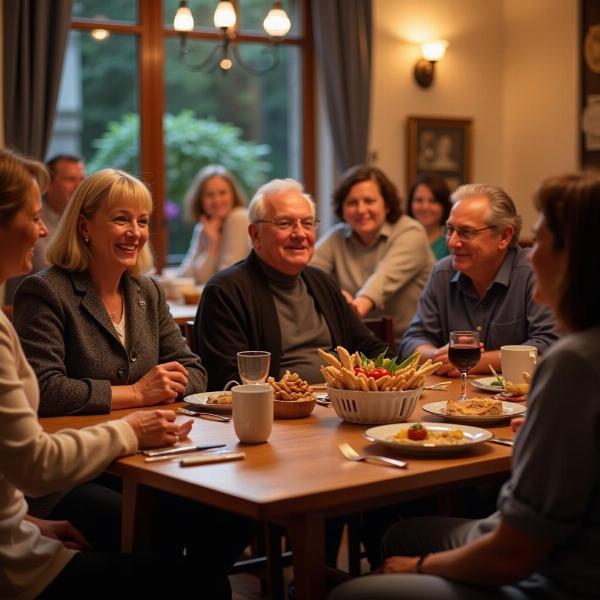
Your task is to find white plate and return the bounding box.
[422,400,526,424]
[364,423,493,455]
[470,376,505,393]
[183,392,232,413]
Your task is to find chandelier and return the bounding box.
[173,1,292,75]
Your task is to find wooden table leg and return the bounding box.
[121,480,155,552]
[286,512,325,600]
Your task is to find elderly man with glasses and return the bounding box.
[194,178,389,391]
[398,183,558,376]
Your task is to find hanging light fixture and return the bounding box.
[173,1,291,75]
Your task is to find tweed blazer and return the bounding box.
[13,267,206,416]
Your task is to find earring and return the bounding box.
[84,236,90,244]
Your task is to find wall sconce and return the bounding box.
[414,40,448,88]
[173,0,291,75]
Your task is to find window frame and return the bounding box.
[70,0,314,269]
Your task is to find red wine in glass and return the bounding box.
[449,331,481,400]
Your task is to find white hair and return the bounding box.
[248,178,316,222]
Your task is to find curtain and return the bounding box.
[312,0,372,173]
[2,0,72,159]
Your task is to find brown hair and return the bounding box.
[534,172,600,331]
[0,148,49,225]
[407,173,452,224]
[183,165,246,223]
[332,165,403,224]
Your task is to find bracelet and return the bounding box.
[416,553,429,574]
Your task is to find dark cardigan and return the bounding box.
[195,251,388,390]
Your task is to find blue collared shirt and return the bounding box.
[398,247,558,357]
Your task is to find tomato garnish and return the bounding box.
[408,423,428,441]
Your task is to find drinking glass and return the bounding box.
[237,351,271,385]
[448,331,481,401]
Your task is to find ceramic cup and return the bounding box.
[232,384,273,444]
[500,345,538,384]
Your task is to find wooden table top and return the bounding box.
[41,378,519,521]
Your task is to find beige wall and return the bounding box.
[370,0,578,233]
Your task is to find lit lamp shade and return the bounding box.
[174,3,194,32]
[214,1,237,29]
[421,40,448,62]
[263,6,291,38]
[414,40,448,88]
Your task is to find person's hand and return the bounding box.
[132,362,189,406]
[428,345,461,377]
[383,555,420,574]
[341,289,355,305]
[351,296,374,318]
[200,215,223,249]
[511,417,526,432]
[124,409,193,448]
[25,516,90,550]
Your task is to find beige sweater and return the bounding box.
[0,312,138,599]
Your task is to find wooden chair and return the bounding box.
[362,316,395,348]
[184,319,197,354]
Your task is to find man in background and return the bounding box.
[5,154,85,302]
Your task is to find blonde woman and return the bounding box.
[14,169,207,416]
[177,165,250,284]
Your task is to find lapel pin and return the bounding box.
[138,299,146,308]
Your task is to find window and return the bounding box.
[48,0,313,266]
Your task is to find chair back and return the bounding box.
[362,316,395,349]
[184,320,197,354]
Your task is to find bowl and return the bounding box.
[273,397,316,419]
[182,287,202,305]
[327,386,421,425]
[158,277,195,300]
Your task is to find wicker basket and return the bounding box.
[327,386,421,425]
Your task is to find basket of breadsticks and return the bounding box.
[318,346,441,424]
[267,370,316,419]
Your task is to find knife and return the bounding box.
[180,451,246,467]
[142,443,226,458]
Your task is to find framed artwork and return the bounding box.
[406,116,473,193]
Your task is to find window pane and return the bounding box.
[73,0,137,22]
[48,31,140,176]
[163,37,302,258]
[164,0,303,36]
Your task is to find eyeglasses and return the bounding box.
[254,218,320,232]
[444,224,494,241]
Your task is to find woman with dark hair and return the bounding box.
[0,148,230,599]
[407,173,452,260]
[312,165,434,341]
[177,165,250,284]
[328,171,600,600]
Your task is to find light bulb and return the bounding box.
[174,2,194,32]
[421,40,448,62]
[214,1,236,29]
[263,4,291,37]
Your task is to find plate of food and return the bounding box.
[364,422,493,455]
[183,391,232,413]
[470,376,505,393]
[422,397,527,424]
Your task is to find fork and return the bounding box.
[338,443,407,468]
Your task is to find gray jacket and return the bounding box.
[13,267,206,416]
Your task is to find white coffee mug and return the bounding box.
[232,384,273,444]
[500,345,538,384]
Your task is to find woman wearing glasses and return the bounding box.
[329,173,600,599]
[177,165,250,284]
[312,165,435,342]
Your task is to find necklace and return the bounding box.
[106,294,123,323]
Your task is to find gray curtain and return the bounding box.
[312,0,372,173]
[3,0,73,159]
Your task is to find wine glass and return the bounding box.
[237,351,271,385]
[448,331,481,401]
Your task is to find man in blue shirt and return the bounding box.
[398,183,557,376]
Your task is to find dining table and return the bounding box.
[41,377,522,600]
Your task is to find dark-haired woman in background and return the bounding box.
[329,171,600,599]
[407,173,452,261]
[312,165,434,341]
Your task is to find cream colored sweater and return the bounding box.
[0,312,138,599]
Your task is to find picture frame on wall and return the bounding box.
[406,116,473,193]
